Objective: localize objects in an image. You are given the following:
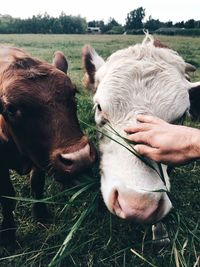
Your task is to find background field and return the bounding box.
[0,34,199,267]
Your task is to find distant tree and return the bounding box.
[96,20,105,32]
[174,21,185,28]
[107,25,124,34]
[165,21,173,27]
[185,19,195,29]
[145,16,163,31]
[73,16,87,33]
[88,20,96,27]
[125,7,145,30]
[59,12,87,33]
[103,18,121,33]
[0,14,15,33]
[195,21,200,28]
[1,10,200,35]
[52,18,63,33]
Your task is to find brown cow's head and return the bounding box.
[0,46,96,182]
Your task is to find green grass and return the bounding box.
[0,34,200,266]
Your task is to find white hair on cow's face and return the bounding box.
[107,34,186,76]
[94,35,190,126]
[82,34,198,223]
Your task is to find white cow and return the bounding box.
[82,34,199,226]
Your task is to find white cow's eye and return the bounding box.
[97,104,102,112]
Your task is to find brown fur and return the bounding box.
[52,51,68,74]
[0,47,96,245]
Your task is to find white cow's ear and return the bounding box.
[189,82,200,120]
[82,44,104,92]
[185,63,196,73]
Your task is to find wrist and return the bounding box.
[189,129,200,160]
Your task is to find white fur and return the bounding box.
[89,35,196,223]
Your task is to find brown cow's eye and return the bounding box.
[6,105,19,117]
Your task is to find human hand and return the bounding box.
[125,115,200,165]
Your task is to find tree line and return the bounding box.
[0,12,87,34]
[0,7,200,35]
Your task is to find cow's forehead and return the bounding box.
[94,43,190,124]
[105,43,186,74]
[95,50,187,98]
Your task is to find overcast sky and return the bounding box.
[1,0,199,24]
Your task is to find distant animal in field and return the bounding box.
[0,46,96,245]
[82,34,199,246]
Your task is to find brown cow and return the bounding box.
[0,46,96,245]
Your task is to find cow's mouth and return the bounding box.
[47,142,97,182]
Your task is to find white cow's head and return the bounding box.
[82,35,200,224]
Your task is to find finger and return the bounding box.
[124,123,151,133]
[134,144,161,162]
[126,132,150,144]
[136,114,165,125]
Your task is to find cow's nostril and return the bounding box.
[58,154,74,167]
[112,190,122,212]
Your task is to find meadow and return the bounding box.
[0,34,199,267]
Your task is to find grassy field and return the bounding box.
[0,34,199,267]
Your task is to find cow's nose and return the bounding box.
[57,143,96,173]
[111,190,165,223]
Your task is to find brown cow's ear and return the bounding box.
[52,51,68,74]
[189,83,200,120]
[82,44,104,92]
